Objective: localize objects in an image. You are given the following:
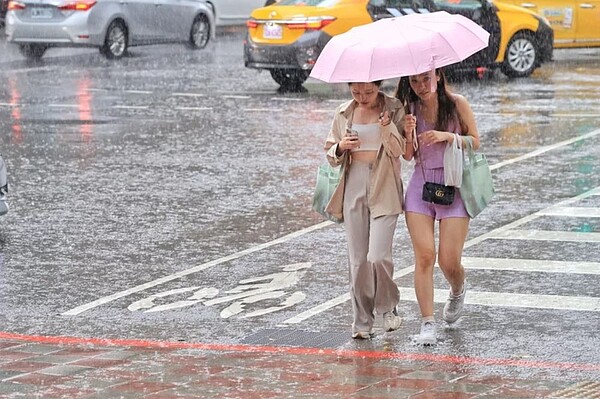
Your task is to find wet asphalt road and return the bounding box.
[0,28,599,380]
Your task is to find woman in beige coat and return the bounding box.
[324,81,406,339]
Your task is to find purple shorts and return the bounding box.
[405,167,469,220]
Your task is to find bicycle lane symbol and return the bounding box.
[127,262,310,319]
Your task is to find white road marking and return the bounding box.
[0,103,17,107]
[124,90,152,94]
[63,125,600,316]
[398,288,600,312]
[175,107,212,111]
[48,104,79,108]
[281,186,600,324]
[538,207,600,217]
[172,93,205,97]
[462,257,600,275]
[270,97,303,101]
[243,108,283,112]
[223,95,250,99]
[62,222,331,316]
[489,128,600,171]
[112,105,149,110]
[489,230,600,243]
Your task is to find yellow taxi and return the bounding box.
[243,0,554,89]
[501,0,600,48]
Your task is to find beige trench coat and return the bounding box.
[324,93,406,221]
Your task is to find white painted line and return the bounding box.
[464,186,600,248]
[489,229,600,243]
[553,113,600,118]
[176,107,212,111]
[112,105,149,110]
[538,207,600,218]
[48,104,79,108]
[462,257,600,275]
[282,186,600,324]
[64,124,600,317]
[280,265,415,325]
[244,108,283,112]
[172,93,205,97]
[398,288,600,312]
[124,90,152,94]
[270,97,303,101]
[474,112,517,117]
[62,221,333,316]
[87,88,108,92]
[223,95,250,99]
[489,128,600,171]
[0,103,17,107]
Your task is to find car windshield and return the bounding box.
[276,0,340,6]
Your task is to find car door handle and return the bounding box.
[580,3,594,8]
[520,3,536,8]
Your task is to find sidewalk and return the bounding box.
[0,332,597,398]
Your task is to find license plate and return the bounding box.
[30,7,53,19]
[263,23,282,40]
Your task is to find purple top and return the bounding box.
[413,103,461,169]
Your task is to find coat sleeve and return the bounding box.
[324,109,348,167]
[380,107,406,158]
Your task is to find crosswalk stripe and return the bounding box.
[538,207,600,217]
[489,229,600,243]
[398,288,600,312]
[462,257,600,275]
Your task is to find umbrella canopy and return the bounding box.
[309,11,490,83]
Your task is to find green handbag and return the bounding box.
[312,162,343,223]
[459,137,494,218]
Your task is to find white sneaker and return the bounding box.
[417,321,437,345]
[352,330,374,340]
[383,308,402,332]
[443,281,466,323]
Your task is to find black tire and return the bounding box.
[188,14,210,50]
[269,69,309,90]
[100,20,127,59]
[19,44,47,60]
[500,32,537,78]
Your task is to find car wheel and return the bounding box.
[19,44,47,60]
[269,69,309,90]
[500,32,537,78]
[100,20,128,59]
[188,14,210,50]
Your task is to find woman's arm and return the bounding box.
[324,111,348,167]
[454,94,480,151]
[419,95,480,150]
[402,113,416,161]
[380,109,406,158]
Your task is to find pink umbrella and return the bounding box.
[309,11,490,83]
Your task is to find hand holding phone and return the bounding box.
[344,128,360,151]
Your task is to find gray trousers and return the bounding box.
[343,161,400,333]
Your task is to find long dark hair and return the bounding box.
[395,69,466,134]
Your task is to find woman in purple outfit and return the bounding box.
[396,69,480,345]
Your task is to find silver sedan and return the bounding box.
[4,0,216,59]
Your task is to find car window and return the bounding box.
[432,0,482,11]
[275,0,340,6]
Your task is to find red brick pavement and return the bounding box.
[0,332,598,398]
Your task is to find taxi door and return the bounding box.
[508,0,576,46]
[575,0,600,45]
